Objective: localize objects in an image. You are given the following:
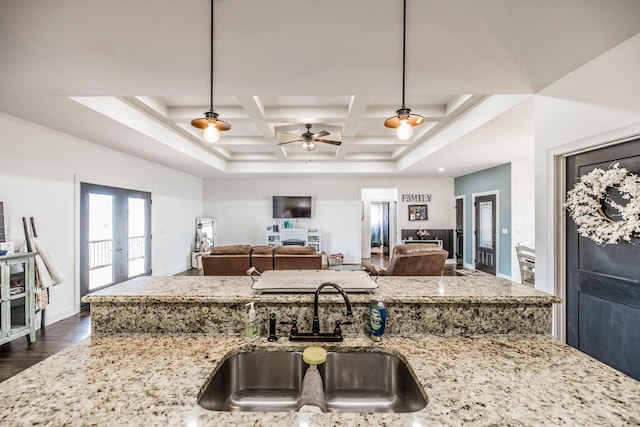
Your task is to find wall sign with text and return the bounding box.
[402,193,432,203]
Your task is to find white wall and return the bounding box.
[534,33,640,301]
[0,113,203,325]
[203,177,454,264]
[511,155,535,282]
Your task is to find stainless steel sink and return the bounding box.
[198,351,427,413]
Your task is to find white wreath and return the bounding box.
[565,163,640,245]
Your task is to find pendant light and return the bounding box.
[384,0,424,141]
[191,0,230,143]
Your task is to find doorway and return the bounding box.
[80,183,151,308]
[474,193,497,275]
[370,202,390,258]
[455,196,464,268]
[565,138,640,380]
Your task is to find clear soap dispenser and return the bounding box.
[245,302,260,342]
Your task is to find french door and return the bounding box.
[80,183,151,306]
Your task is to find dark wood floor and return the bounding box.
[0,310,91,383]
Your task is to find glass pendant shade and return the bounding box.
[302,141,316,151]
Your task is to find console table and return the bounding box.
[402,239,443,249]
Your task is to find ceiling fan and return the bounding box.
[278,124,342,151]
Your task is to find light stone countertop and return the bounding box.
[0,334,638,426]
[82,275,560,305]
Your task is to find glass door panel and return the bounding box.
[9,260,27,330]
[88,193,114,290]
[128,197,147,278]
[478,201,493,249]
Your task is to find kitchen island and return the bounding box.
[83,275,559,336]
[0,275,638,426]
[1,334,639,426]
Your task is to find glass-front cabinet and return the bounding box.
[0,253,36,345]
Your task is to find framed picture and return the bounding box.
[408,204,427,221]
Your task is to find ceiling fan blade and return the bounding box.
[313,130,330,138]
[316,139,342,146]
[278,139,303,145]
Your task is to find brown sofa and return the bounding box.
[201,244,322,275]
[201,245,252,275]
[273,245,322,270]
[365,243,448,276]
[250,245,275,272]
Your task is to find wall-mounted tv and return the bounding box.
[272,196,312,219]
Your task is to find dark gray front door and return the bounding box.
[475,194,496,275]
[455,198,464,268]
[566,139,640,380]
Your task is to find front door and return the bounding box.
[566,139,640,380]
[455,197,464,268]
[475,194,496,275]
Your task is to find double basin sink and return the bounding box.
[198,350,427,413]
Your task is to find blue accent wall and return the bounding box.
[454,163,511,276]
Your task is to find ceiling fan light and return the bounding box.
[203,123,221,143]
[396,119,413,140]
[302,141,316,151]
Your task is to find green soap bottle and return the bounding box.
[370,301,386,342]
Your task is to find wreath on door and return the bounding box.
[565,163,640,245]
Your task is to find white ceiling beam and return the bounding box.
[69,96,228,172]
[167,106,249,120]
[364,105,447,119]
[264,106,348,119]
[236,96,273,138]
[343,95,372,137]
[397,95,532,171]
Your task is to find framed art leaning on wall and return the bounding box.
[409,204,427,221]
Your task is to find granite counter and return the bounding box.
[83,275,560,336]
[0,334,638,426]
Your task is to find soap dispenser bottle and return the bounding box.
[245,302,260,342]
[369,301,386,342]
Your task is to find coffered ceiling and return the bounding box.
[1,0,639,178]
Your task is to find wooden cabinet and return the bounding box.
[0,253,36,345]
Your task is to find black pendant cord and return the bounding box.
[209,0,214,113]
[401,0,407,109]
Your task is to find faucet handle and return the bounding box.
[280,319,298,335]
[333,319,353,337]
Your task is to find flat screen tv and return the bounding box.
[272,196,312,219]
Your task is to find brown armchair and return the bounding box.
[365,243,448,276]
[273,245,322,270]
[201,245,252,275]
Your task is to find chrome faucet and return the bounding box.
[289,282,353,342]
